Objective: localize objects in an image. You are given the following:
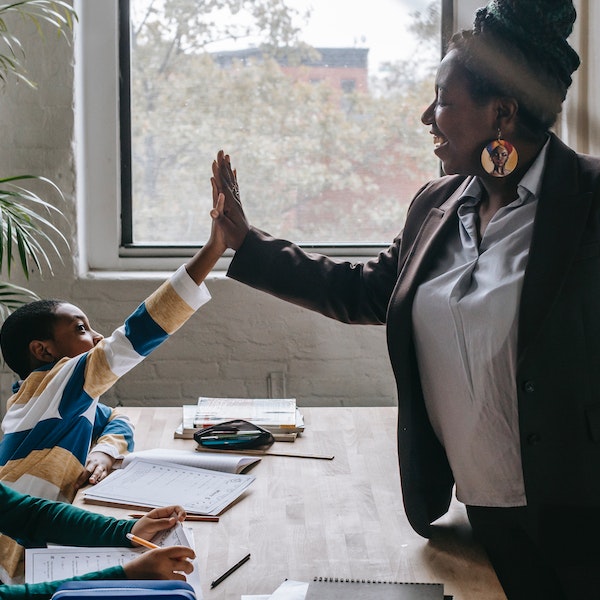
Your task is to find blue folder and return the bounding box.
[51,580,197,600]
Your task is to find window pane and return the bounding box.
[127,0,441,245]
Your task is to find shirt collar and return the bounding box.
[517,135,550,199]
[461,135,551,206]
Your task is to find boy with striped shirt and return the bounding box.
[0,193,227,584]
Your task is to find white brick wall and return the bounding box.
[21,276,395,408]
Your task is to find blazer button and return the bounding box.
[527,433,541,445]
[523,380,535,393]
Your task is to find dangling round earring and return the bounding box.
[480,129,518,177]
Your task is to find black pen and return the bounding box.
[210,553,251,588]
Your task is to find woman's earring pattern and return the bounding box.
[481,129,518,177]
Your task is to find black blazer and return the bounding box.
[228,133,600,538]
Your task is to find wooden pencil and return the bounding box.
[128,513,219,522]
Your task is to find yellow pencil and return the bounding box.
[126,532,159,549]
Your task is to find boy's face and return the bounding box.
[45,303,104,360]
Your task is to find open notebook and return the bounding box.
[84,457,255,515]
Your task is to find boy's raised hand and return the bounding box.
[210,150,250,250]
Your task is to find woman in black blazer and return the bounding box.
[209,1,600,598]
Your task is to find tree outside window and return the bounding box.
[125,0,442,246]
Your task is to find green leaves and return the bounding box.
[0,174,68,279]
[0,1,74,319]
[0,281,39,321]
[0,0,76,87]
[0,173,69,322]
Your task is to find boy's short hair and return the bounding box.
[0,299,66,380]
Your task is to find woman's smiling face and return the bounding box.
[421,50,498,176]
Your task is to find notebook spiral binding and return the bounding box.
[311,578,453,599]
[312,577,437,586]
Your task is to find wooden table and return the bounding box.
[75,407,506,599]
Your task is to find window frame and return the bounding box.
[76,0,453,272]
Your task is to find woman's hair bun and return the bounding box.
[473,0,580,90]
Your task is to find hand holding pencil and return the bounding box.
[125,506,196,582]
[123,545,196,581]
[130,505,186,541]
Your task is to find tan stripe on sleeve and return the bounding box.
[145,280,195,335]
[94,433,130,455]
[84,346,119,399]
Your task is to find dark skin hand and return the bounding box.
[75,451,115,489]
[130,505,187,539]
[125,506,195,581]
[123,546,195,580]
[210,150,250,251]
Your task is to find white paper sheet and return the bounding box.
[25,525,203,598]
[118,449,260,474]
[83,458,255,515]
[241,579,309,600]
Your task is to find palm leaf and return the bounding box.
[0,174,69,278]
[0,281,39,321]
[0,0,76,87]
[0,2,75,318]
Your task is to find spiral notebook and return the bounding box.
[305,578,447,600]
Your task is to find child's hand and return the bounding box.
[76,451,115,488]
[210,150,250,250]
[123,546,195,580]
[206,190,228,256]
[131,505,186,540]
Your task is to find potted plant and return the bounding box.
[0,0,76,320]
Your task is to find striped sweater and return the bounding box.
[0,265,210,583]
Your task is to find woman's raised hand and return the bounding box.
[210,150,250,250]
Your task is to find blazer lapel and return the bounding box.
[395,177,472,299]
[518,136,594,359]
[386,177,471,368]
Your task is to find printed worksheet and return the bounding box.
[25,525,203,597]
[26,546,141,582]
[83,458,255,515]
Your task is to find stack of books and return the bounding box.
[174,396,305,440]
